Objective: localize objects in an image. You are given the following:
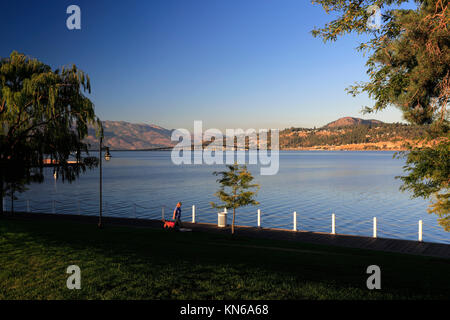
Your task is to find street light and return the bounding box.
[98,136,111,228]
[104,147,111,161]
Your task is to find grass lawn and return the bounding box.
[0,217,449,299]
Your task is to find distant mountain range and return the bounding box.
[85,121,174,150]
[84,117,419,151]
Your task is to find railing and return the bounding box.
[3,198,449,244]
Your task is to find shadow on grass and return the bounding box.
[1,216,449,299]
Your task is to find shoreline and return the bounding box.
[3,211,449,258]
[90,147,407,152]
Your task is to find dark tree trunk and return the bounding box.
[98,136,103,228]
[0,169,3,215]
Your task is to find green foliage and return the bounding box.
[312,0,449,124]
[0,51,101,213]
[211,164,259,234]
[5,178,28,213]
[396,138,450,230]
[312,0,449,229]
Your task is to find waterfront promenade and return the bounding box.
[4,212,450,259]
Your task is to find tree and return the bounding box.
[4,172,28,213]
[211,164,260,234]
[396,140,449,230]
[0,51,101,214]
[312,0,449,229]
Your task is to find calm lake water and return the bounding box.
[8,151,450,244]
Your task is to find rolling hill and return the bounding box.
[324,117,384,128]
[84,121,174,150]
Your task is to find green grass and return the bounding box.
[0,217,449,299]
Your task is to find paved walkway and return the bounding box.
[4,212,450,259]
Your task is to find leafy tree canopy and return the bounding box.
[312,0,449,229]
[0,51,101,213]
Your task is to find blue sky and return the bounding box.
[1,0,406,130]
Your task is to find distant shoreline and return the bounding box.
[85,118,431,152]
[88,139,423,152]
[88,147,406,152]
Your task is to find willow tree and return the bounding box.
[0,51,101,214]
[312,0,449,230]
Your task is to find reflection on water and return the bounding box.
[8,151,450,244]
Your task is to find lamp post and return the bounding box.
[98,136,111,228]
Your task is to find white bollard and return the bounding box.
[331,213,336,235]
[192,205,196,223]
[418,220,423,242]
[373,217,377,238]
[293,211,297,231]
[257,209,261,228]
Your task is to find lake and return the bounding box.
[8,151,449,244]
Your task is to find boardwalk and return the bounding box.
[5,212,450,259]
